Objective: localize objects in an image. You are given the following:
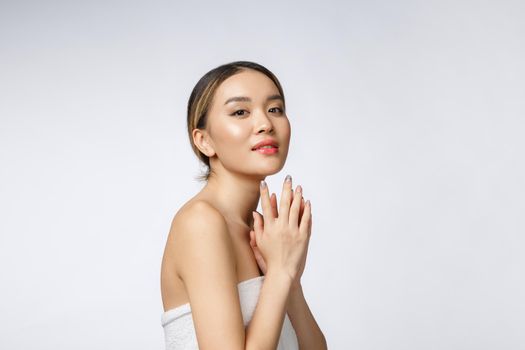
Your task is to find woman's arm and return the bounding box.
[286,283,328,350]
[250,191,326,349]
[245,269,294,349]
[176,201,293,350]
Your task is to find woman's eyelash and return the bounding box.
[231,110,248,116]
[230,107,284,117]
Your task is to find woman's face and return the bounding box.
[205,69,291,178]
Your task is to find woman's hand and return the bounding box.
[249,191,306,275]
[249,176,312,289]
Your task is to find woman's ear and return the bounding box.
[193,128,216,157]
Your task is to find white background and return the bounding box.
[1,0,524,349]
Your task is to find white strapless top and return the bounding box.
[161,275,299,350]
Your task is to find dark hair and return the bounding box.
[187,61,286,182]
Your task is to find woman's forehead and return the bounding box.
[215,71,280,103]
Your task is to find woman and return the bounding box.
[160,61,327,350]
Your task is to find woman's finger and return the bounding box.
[299,199,312,236]
[259,180,274,223]
[270,193,278,218]
[308,213,312,238]
[288,185,303,228]
[278,175,293,222]
[252,210,264,243]
[249,238,268,275]
[299,197,305,222]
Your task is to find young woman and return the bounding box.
[160,61,327,350]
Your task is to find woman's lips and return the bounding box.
[253,146,279,155]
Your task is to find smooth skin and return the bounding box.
[160,69,327,349]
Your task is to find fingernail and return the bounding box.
[306,199,311,207]
[260,180,266,188]
[285,174,292,183]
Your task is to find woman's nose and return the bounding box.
[254,109,274,133]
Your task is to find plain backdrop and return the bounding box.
[1,0,524,349]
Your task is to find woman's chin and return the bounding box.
[256,162,285,176]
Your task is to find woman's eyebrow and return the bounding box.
[223,94,283,105]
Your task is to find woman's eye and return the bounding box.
[231,110,247,117]
[231,107,283,117]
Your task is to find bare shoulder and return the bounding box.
[170,200,236,279]
[166,200,246,349]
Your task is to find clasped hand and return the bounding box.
[249,175,312,289]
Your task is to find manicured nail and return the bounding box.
[260,180,266,188]
[306,199,310,207]
[285,174,292,183]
